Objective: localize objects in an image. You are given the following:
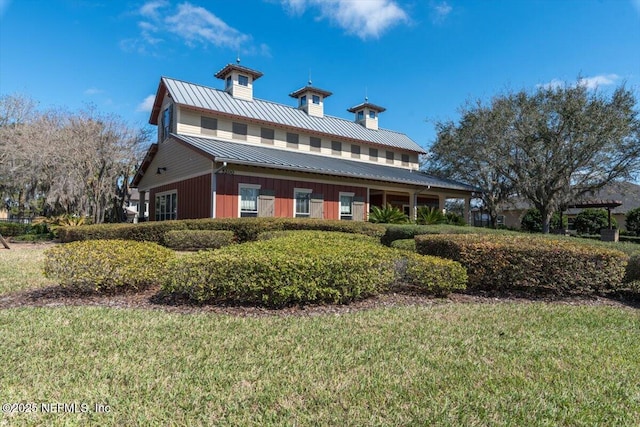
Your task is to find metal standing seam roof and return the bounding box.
[174,134,478,192]
[160,77,426,154]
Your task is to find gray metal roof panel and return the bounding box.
[174,134,477,192]
[162,77,425,153]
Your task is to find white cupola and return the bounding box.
[289,82,332,118]
[214,60,263,101]
[348,99,386,130]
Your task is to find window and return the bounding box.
[386,150,394,164]
[294,188,312,218]
[312,95,320,104]
[369,148,378,160]
[401,154,410,166]
[357,110,364,121]
[239,184,260,217]
[232,122,247,140]
[369,110,376,119]
[155,191,177,221]
[351,144,360,159]
[340,193,354,220]
[331,141,342,155]
[161,105,172,141]
[238,75,249,86]
[286,132,299,148]
[261,127,274,144]
[226,76,232,89]
[201,116,217,135]
[300,95,307,107]
[310,136,321,152]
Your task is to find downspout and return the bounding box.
[211,161,228,218]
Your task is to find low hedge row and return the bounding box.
[415,234,628,295]
[57,218,386,244]
[624,251,640,283]
[43,240,175,292]
[163,230,236,251]
[0,222,31,236]
[162,231,467,307]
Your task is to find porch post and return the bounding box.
[464,197,471,225]
[438,194,446,213]
[139,190,146,222]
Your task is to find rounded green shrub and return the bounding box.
[390,238,416,252]
[574,208,617,235]
[625,207,640,236]
[415,234,628,295]
[163,231,398,307]
[624,251,640,283]
[163,230,235,251]
[402,252,467,295]
[44,240,175,292]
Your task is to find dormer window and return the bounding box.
[300,95,307,107]
[238,75,249,86]
[312,95,320,104]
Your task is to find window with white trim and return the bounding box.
[239,184,260,217]
[339,192,354,220]
[310,136,321,152]
[294,188,312,218]
[312,95,320,104]
[300,95,307,107]
[233,122,247,141]
[155,191,177,221]
[238,75,249,86]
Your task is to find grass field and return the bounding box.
[1,243,639,426]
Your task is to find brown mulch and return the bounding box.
[2,242,638,317]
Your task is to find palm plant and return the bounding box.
[416,207,446,225]
[368,204,408,224]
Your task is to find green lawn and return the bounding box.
[0,244,55,295]
[1,244,639,426]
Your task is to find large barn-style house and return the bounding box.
[132,62,477,222]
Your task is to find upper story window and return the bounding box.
[357,110,364,121]
[386,150,394,164]
[310,137,321,152]
[286,132,299,148]
[369,148,378,160]
[226,76,232,89]
[351,144,360,159]
[201,116,218,135]
[261,127,274,145]
[238,75,249,86]
[161,105,172,141]
[369,110,376,119]
[300,95,307,107]
[312,95,320,104]
[401,154,410,166]
[331,141,342,155]
[232,122,248,141]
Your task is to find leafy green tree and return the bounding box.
[574,208,617,235]
[368,204,408,224]
[426,80,640,234]
[626,207,640,236]
[520,208,566,233]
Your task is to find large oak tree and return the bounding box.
[425,81,640,233]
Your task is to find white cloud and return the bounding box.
[431,1,452,23]
[279,0,409,39]
[539,74,621,90]
[126,1,254,54]
[137,94,156,113]
[84,88,104,95]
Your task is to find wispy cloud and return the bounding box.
[278,0,409,39]
[122,1,255,55]
[84,87,104,96]
[430,1,452,23]
[539,74,621,90]
[136,94,156,113]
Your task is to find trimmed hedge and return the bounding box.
[57,218,386,244]
[390,238,416,252]
[624,252,640,283]
[415,234,628,295]
[44,240,175,292]
[163,230,236,251]
[0,222,32,237]
[163,231,467,306]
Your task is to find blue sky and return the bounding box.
[1,0,639,149]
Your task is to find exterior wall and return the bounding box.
[136,137,212,190]
[177,108,420,169]
[215,172,367,220]
[149,174,212,220]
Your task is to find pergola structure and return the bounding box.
[560,200,623,230]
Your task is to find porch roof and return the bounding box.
[174,134,479,193]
